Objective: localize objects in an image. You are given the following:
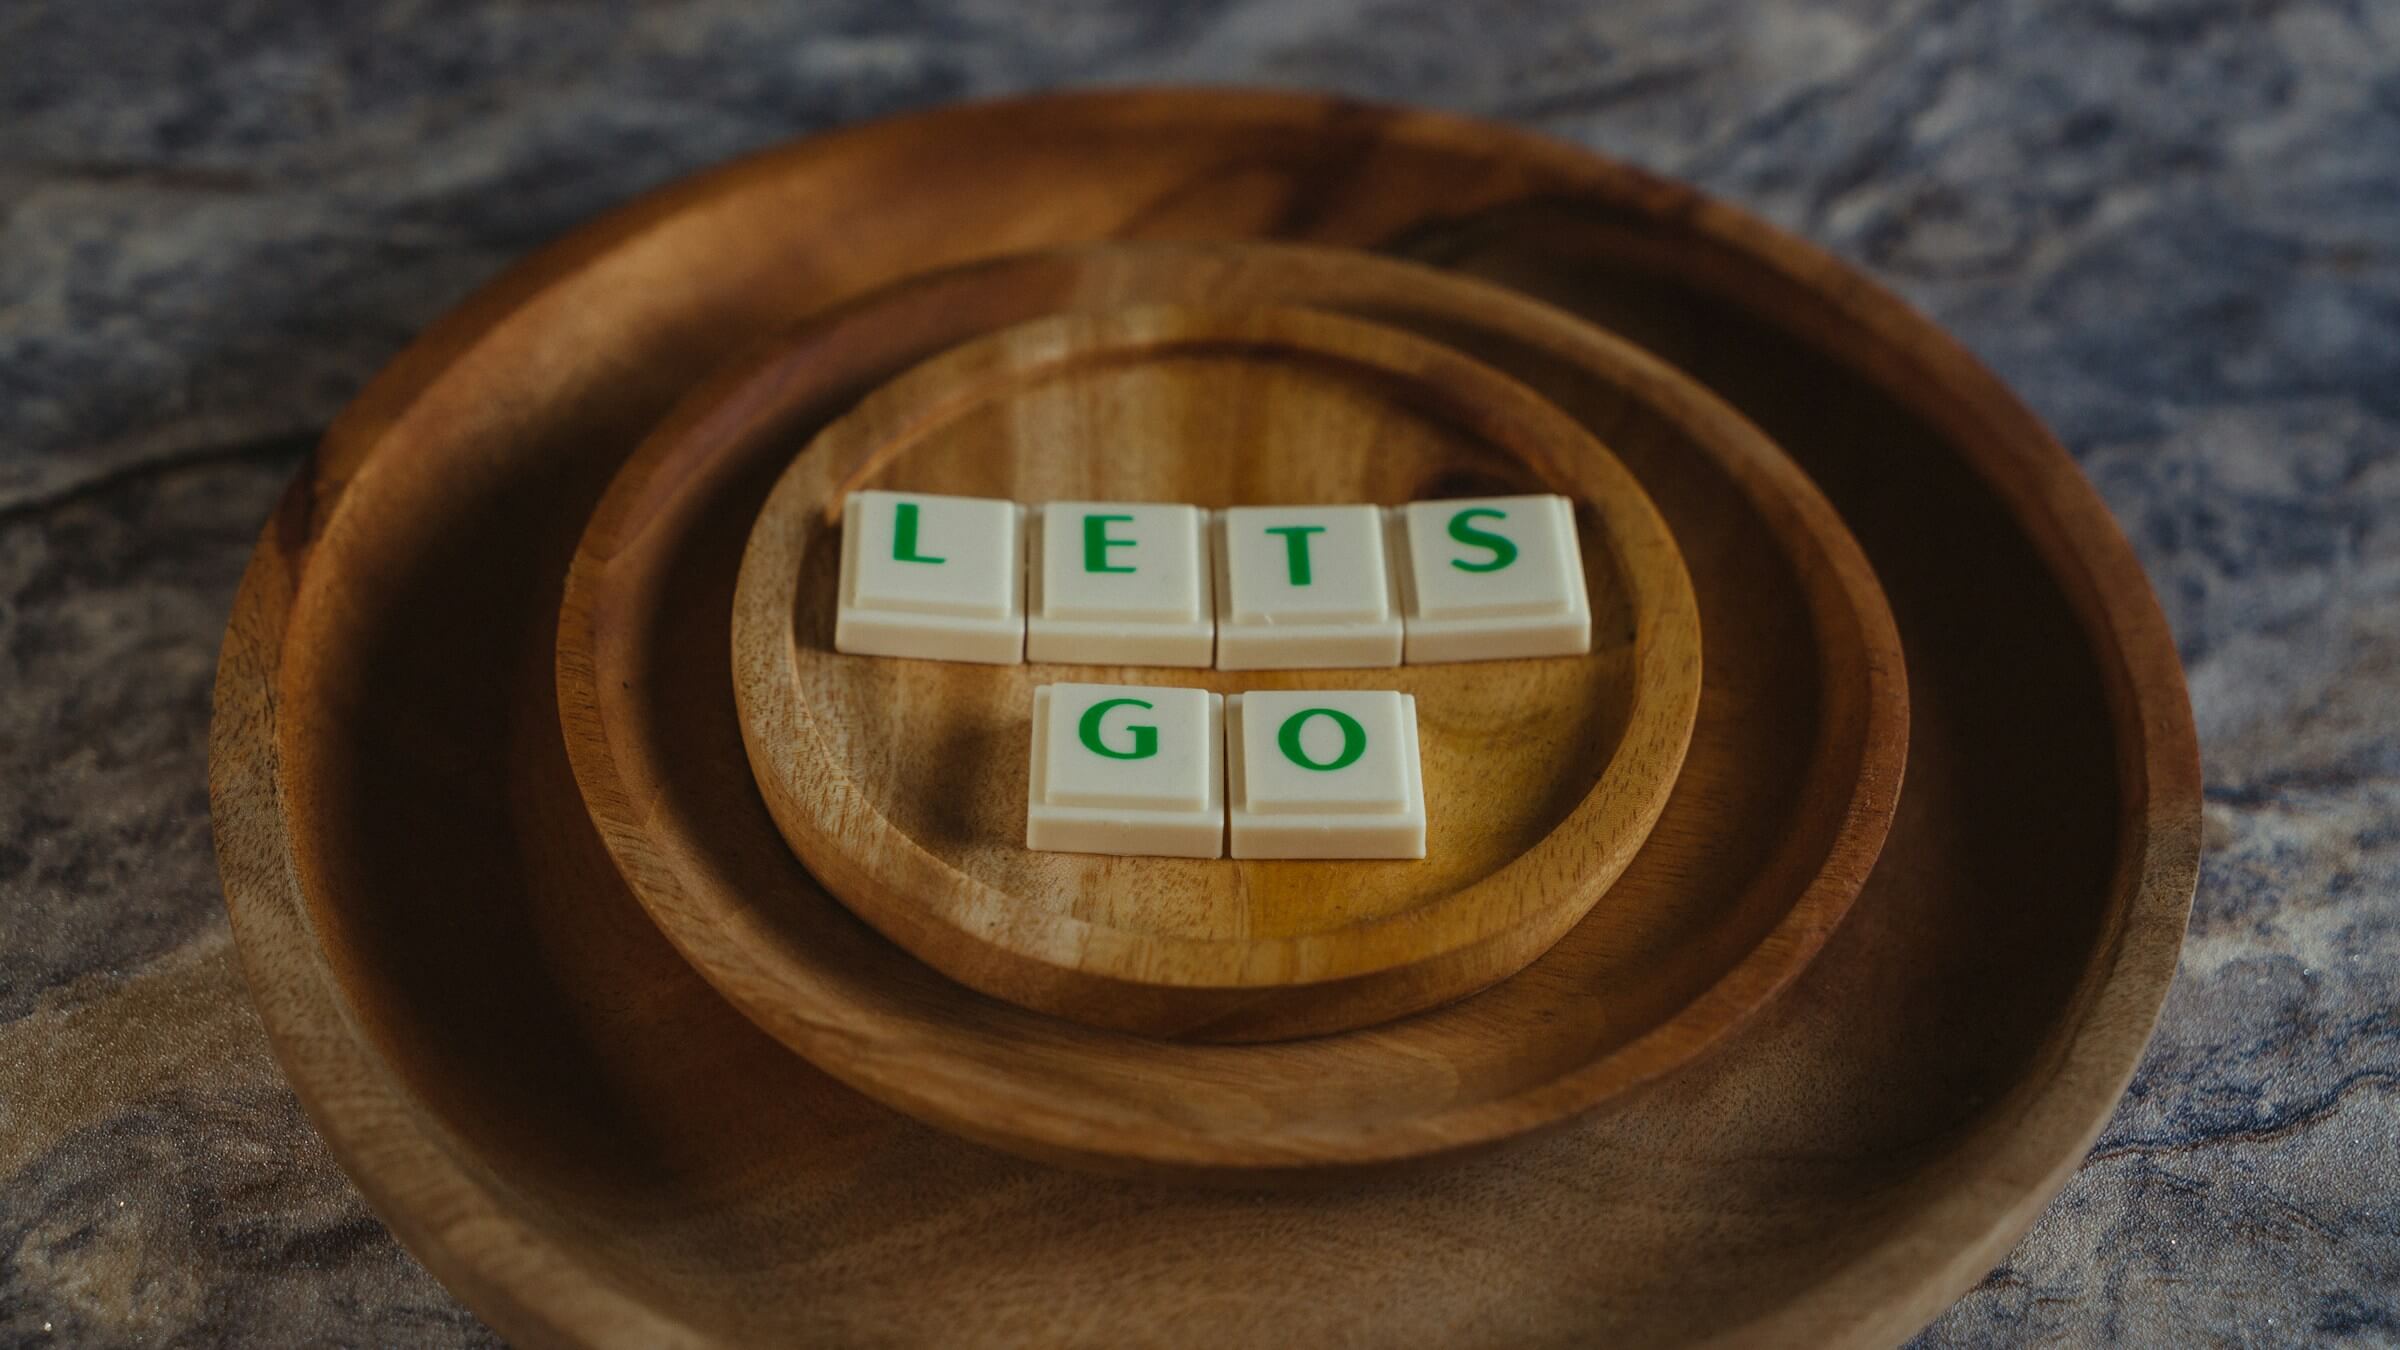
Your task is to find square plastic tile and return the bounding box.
[1213,504,1402,669]
[835,489,1025,663]
[1027,502,1214,666]
[1394,494,1591,662]
[1226,689,1425,859]
[1027,683,1225,858]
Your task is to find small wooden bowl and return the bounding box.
[561,242,1900,1171]
[727,301,1701,1041]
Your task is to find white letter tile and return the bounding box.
[836,489,1025,663]
[1213,504,1401,669]
[1027,502,1214,666]
[1394,495,1591,663]
[1226,689,1425,859]
[1027,683,1225,858]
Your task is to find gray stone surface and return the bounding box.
[2,0,2393,1344]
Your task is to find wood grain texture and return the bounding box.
[726,301,1702,1041]
[212,90,2199,1348]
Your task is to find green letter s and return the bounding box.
[1446,507,1517,573]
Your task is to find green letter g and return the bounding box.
[1077,697,1158,760]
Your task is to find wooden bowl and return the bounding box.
[727,300,1703,1041]
[564,241,1897,1168]
[213,90,2199,1346]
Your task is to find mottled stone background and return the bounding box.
[2,0,2393,1344]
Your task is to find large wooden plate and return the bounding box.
[213,90,2198,1346]
[560,242,1890,1168]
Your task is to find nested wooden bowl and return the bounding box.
[562,242,1898,1169]
[727,300,1704,1041]
[213,90,2199,1347]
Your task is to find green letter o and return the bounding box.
[1276,707,1367,772]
